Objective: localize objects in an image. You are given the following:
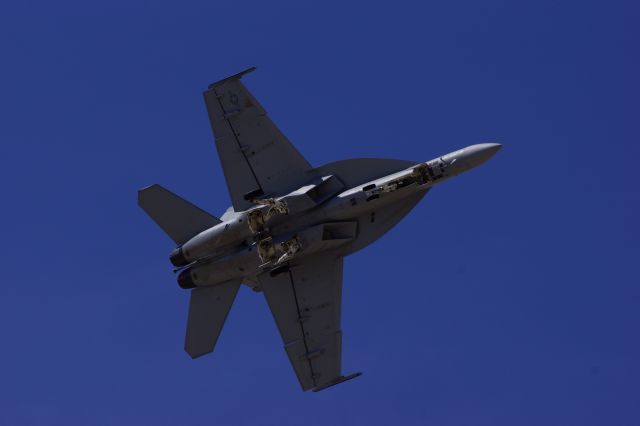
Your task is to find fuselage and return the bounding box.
[174,143,501,289]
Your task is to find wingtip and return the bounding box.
[138,183,159,193]
[185,347,213,359]
[208,66,257,89]
[312,372,363,392]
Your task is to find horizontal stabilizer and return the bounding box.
[138,184,221,244]
[185,280,241,359]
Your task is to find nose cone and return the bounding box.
[443,143,501,176]
[463,143,501,168]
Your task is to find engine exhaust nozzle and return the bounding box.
[170,247,189,267]
[177,269,196,289]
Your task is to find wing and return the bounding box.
[258,255,361,392]
[203,67,312,212]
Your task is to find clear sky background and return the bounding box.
[1,1,638,425]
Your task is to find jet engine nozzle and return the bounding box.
[177,268,196,289]
[170,247,189,267]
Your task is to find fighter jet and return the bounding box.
[138,67,500,392]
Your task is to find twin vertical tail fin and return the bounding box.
[138,184,237,358]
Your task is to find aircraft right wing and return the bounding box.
[258,255,361,392]
[204,68,313,212]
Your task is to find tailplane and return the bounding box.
[138,184,221,244]
[185,280,241,358]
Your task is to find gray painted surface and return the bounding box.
[312,158,416,188]
[260,256,343,391]
[138,184,221,244]
[139,68,501,392]
[203,71,312,212]
[185,280,241,359]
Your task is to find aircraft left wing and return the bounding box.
[204,67,312,212]
[258,255,362,392]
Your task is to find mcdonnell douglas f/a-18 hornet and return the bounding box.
[138,67,500,392]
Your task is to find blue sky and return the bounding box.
[0,1,638,425]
